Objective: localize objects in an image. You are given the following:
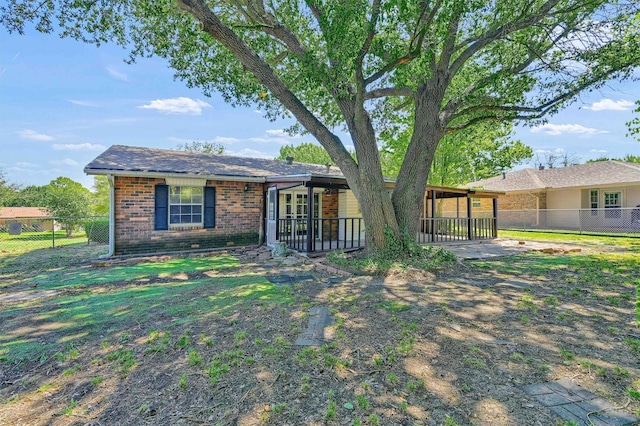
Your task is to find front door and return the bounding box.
[266,187,278,246]
[604,191,622,226]
[281,191,321,238]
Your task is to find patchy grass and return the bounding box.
[0,253,291,362]
[499,230,640,251]
[1,241,639,426]
[0,230,90,253]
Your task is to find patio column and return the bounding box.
[306,185,313,253]
[492,197,498,238]
[431,191,437,242]
[467,197,473,240]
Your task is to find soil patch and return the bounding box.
[0,246,638,426]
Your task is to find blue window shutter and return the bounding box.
[154,184,169,230]
[204,187,216,229]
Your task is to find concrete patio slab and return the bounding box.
[522,379,638,426]
[440,239,595,260]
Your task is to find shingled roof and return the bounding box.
[0,207,50,218]
[466,161,640,192]
[84,145,345,181]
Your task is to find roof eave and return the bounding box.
[84,168,267,183]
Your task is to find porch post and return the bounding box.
[467,197,473,240]
[306,185,313,253]
[492,197,498,238]
[431,190,437,242]
[275,188,280,241]
[456,197,460,218]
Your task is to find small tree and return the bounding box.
[91,176,110,216]
[0,168,20,207]
[43,177,91,236]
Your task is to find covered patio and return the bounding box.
[264,175,501,253]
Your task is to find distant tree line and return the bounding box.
[0,172,108,235]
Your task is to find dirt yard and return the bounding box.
[0,243,638,425]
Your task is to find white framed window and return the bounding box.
[604,191,622,219]
[590,190,598,215]
[169,186,203,225]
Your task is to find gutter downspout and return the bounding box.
[100,174,115,258]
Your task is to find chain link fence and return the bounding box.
[0,215,109,254]
[498,208,640,234]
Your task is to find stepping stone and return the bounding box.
[266,275,292,286]
[522,379,638,426]
[326,277,346,287]
[495,280,531,290]
[292,275,315,283]
[295,306,335,346]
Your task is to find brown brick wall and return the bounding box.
[113,176,263,255]
[321,190,339,239]
[498,192,543,210]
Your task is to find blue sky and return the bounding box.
[1,30,639,190]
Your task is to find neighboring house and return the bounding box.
[0,207,53,232]
[85,145,501,256]
[465,161,640,231]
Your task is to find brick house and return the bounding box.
[85,145,501,256]
[465,161,640,231]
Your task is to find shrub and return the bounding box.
[84,219,109,243]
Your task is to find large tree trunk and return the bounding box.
[392,89,445,237]
[337,98,400,252]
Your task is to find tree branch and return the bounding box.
[449,0,562,78]
[364,87,413,100]
[174,0,358,176]
[355,0,381,94]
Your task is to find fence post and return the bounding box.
[52,218,55,248]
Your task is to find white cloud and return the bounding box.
[247,129,301,145]
[14,161,38,168]
[52,143,106,151]
[254,110,262,114]
[106,66,128,82]
[50,158,79,166]
[138,97,212,115]
[584,99,634,111]
[213,136,240,144]
[530,123,607,136]
[265,129,299,138]
[68,99,99,107]
[590,149,608,153]
[226,148,273,158]
[18,129,54,141]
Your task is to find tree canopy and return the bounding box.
[177,140,226,154]
[588,154,640,163]
[276,142,336,166]
[3,0,639,251]
[382,121,533,185]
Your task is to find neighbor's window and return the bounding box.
[472,198,481,208]
[169,186,203,225]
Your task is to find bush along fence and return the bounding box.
[0,215,109,253]
[498,208,640,235]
